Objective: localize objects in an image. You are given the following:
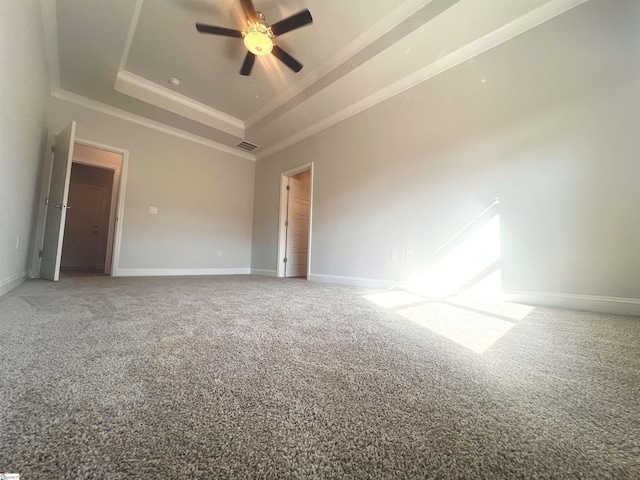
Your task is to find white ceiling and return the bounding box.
[45,0,588,159]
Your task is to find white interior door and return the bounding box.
[285,176,310,277]
[40,121,76,281]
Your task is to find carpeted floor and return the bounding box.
[0,274,638,479]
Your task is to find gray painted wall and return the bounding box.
[45,97,255,274]
[0,1,50,294]
[251,1,640,309]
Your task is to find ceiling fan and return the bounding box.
[195,0,313,76]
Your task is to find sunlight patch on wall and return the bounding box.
[360,200,537,354]
[455,267,502,301]
[397,303,514,354]
[407,214,502,299]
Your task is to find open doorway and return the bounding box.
[277,163,313,278]
[61,163,113,274]
[37,124,127,281]
[60,142,123,276]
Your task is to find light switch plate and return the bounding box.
[149,206,158,215]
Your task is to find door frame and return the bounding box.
[32,136,129,278]
[73,138,129,276]
[277,162,314,278]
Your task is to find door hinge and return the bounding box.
[51,146,55,153]
[285,220,289,227]
[283,258,288,263]
[39,250,43,258]
[286,185,290,191]
[45,197,49,205]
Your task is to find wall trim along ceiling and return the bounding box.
[254,0,588,160]
[50,90,255,161]
[40,0,587,161]
[114,70,245,138]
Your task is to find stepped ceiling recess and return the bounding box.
[44,0,587,159]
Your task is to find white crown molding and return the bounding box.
[504,290,640,317]
[39,0,251,159]
[40,0,60,93]
[0,274,26,298]
[114,0,244,138]
[51,89,255,161]
[255,0,588,160]
[114,70,245,138]
[116,268,251,277]
[309,273,396,289]
[245,0,433,129]
[119,0,145,71]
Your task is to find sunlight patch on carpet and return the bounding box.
[397,303,515,354]
[448,298,534,322]
[362,291,425,309]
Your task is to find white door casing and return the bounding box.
[40,121,76,281]
[73,139,126,275]
[284,176,311,277]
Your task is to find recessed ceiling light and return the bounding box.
[169,77,180,87]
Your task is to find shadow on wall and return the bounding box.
[363,198,534,354]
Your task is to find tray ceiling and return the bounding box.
[47,0,588,159]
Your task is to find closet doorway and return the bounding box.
[61,142,124,275]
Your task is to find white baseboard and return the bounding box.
[116,268,251,277]
[504,290,640,317]
[309,273,396,289]
[0,274,26,298]
[250,269,277,277]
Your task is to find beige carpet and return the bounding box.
[0,274,638,479]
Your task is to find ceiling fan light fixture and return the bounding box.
[196,3,313,76]
[243,22,273,56]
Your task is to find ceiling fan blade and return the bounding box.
[271,45,303,73]
[239,0,257,22]
[270,9,313,37]
[196,23,243,38]
[240,51,256,76]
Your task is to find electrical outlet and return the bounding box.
[391,250,398,261]
[149,206,158,215]
[217,250,222,257]
[16,236,20,250]
[405,250,414,262]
